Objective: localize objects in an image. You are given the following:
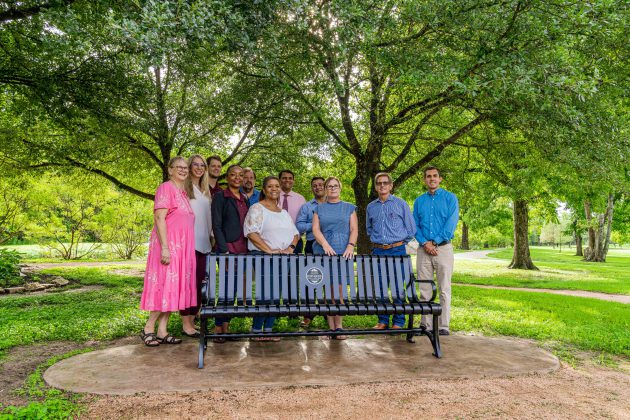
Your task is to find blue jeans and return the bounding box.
[250,250,277,332]
[372,245,407,328]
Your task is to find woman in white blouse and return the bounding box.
[243,176,299,340]
[181,154,213,338]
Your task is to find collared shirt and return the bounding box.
[412,188,459,245]
[240,187,260,205]
[280,190,306,224]
[296,198,320,240]
[209,181,222,198]
[366,194,415,245]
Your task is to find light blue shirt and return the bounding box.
[296,198,319,240]
[412,188,459,245]
[366,194,415,245]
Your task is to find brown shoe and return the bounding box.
[373,323,389,330]
[391,325,403,330]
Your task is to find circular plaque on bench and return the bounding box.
[305,266,324,286]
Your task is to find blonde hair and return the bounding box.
[324,176,342,190]
[184,154,210,199]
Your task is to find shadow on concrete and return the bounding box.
[44,335,558,395]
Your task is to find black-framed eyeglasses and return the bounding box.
[375,181,391,186]
[326,185,340,190]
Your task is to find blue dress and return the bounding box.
[312,201,356,254]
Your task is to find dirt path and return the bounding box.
[454,283,630,304]
[83,361,629,419]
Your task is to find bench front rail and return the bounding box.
[198,254,442,368]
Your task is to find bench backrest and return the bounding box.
[203,254,421,307]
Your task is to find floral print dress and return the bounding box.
[140,181,197,312]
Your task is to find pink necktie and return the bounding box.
[282,193,289,211]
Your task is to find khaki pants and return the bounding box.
[416,242,453,331]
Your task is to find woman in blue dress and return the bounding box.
[312,176,358,339]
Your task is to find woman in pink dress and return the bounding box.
[140,156,197,346]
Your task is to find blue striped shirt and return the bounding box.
[296,198,319,240]
[412,188,459,245]
[366,194,416,245]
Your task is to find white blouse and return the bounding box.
[190,185,213,253]
[243,203,298,251]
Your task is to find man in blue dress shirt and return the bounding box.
[412,166,459,336]
[367,172,416,330]
[241,167,260,205]
[296,177,326,255]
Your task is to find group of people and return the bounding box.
[139,155,459,346]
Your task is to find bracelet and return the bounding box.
[288,244,296,250]
[348,242,355,247]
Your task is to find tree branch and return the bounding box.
[393,114,487,187]
[0,0,76,23]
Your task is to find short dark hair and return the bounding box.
[423,166,440,177]
[311,176,325,184]
[206,155,222,166]
[279,169,295,179]
[226,164,242,175]
[259,176,280,201]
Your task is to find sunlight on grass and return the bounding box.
[453,247,630,294]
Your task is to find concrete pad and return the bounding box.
[44,335,559,395]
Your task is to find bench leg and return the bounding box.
[406,314,415,343]
[430,313,442,358]
[198,318,207,369]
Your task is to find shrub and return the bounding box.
[0,249,22,288]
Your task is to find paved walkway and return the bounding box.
[454,283,630,304]
[44,335,558,395]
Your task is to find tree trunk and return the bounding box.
[584,194,614,262]
[508,199,538,270]
[352,163,375,255]
[575,232,583,256]
[460,221,470,250]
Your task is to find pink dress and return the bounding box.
[140,181,197,312]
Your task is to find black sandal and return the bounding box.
[140,331,160,347]
[157,334,182,344]
[182,330,201,338]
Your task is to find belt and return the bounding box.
[434,240,451,246]
[372,241,406,250]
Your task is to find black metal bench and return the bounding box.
[198,254,442,368]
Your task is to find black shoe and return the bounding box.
[439,329,450,336]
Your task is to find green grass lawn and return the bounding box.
[452,247,630,295]
[2,263,628,416]
[1,265,628,360]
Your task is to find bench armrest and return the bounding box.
[406,276,437,302]
[200,276,209,306]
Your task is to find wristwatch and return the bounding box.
[431,240,438,247]
[288,244,296,250]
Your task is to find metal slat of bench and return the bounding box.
[254,255,262,304]
[245,257,253,305]
[207,255,217,305]
[270,256,281,316]
[356,256,366,311]
[263,255,271,302]
[227,256,235,304]
[375,257,389,314]
[236,256,245,305]
[289,256,298,304]
[363,257,377,314]
[218,256,226,305]
[281,256,289,304]
[387,257,404,316]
